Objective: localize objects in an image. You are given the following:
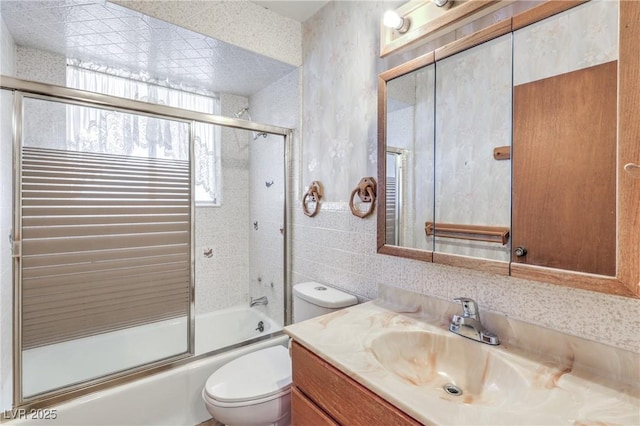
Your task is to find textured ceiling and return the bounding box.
[252,0,329,22]
[0,0,295,96]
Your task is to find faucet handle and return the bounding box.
[453,297,480,320]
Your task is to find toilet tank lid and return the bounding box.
[293,282,358,309]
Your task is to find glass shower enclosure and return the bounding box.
[1,76,291,407]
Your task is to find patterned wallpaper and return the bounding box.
[513,0,618,86]
[301,1,381,202]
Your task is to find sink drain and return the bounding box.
[443,383,463,396]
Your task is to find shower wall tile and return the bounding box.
[248,69,299,326]
[195,93,250,315]
[295,0,640,354]
[0,18,14,409]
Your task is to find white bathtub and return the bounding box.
[15,306,285,425]
[195,305,279,355]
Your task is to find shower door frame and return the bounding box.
[0,75,294,410]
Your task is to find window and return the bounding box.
[66,63,221,206]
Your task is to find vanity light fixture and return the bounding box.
[432,0,450,8]
[380,0,512,57]
[383,10,411,33]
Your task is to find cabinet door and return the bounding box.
[291,387,338,426]
[512,1,618,276]
[291,341,421,426]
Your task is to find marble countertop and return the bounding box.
[284,294,640,425]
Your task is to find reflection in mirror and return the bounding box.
[512,0,618,276]
[434,34,512,264]
[377,1,639,297]
[385,149,404,246]
[384,63,435,252]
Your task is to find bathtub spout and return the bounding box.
[249,296,268,307]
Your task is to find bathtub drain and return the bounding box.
[443,383,463,396]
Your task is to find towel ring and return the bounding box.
[349,177,377,219]
[302,181,323,217]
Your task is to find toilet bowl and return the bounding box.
[202,345,291,426]
[202,282,357,426]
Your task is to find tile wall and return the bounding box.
[195,93,251,314]
[248,69,300,325]
[0,13,15,414]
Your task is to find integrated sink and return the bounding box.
[286,296,640,425]
[369,330,527,405]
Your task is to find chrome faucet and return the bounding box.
[249,296,268,307]
[449,297,499,345]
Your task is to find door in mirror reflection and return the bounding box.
[433,34,512,263]
[385,63,435,251]
[511,0,618,276]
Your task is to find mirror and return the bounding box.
[433,33,512,269]
[378,55,435,261]
[384,62,435,251]
[377,1,640,298]
[511,0,618,277]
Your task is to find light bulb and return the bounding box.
[383,10,403,29]
[432,0,451,8]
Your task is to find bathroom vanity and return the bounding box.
[291,341,419,425]
[284,286,640,425]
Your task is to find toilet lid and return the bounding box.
[204,346,291,403]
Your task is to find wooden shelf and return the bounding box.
[425,222,510,245]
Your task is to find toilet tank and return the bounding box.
[293,282,358,323]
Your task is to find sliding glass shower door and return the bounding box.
[18,95,193,398]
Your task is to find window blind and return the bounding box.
[21,147,191,349]
[386,176,398,245]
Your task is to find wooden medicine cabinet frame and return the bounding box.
[376,0,640,298]
[377,51,436,264]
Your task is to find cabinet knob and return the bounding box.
[514,246,527,257]
[624,163,640,177]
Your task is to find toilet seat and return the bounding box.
[204,345,291,405]
[202,386,290,408]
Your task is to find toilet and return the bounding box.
[202,282,358,426]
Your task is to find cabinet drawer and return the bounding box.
[292,341,421,426]
[292,386,338,426]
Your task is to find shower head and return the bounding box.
[234,107,250,119]
[253,132,268,140]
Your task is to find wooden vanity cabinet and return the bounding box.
[291,341,422,426]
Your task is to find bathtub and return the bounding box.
[15,306,285,425]
[195,305,280,355]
